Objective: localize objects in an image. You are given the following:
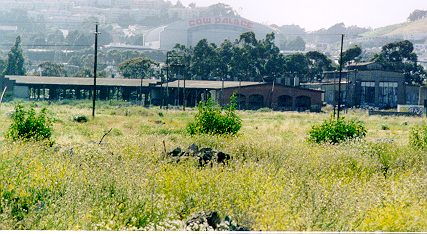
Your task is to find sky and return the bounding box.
[175,0,427,31]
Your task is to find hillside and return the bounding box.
[362,18,427,38]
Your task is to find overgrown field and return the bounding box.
[0,101,426,231]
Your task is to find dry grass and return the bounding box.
[0,102,426,231]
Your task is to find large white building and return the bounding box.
[144,16,283,50]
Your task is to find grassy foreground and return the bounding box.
[0,102,426,231]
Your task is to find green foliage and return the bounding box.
[3,36,26,76]
[381,124,390,130]
[374,40,426,84]
[281,36,306,51]
[308,117,367,144]
[118,57,159,79]
[38,61,67,77]
[306,51,335,81]
[409,125,427,149]
[0,104,427,230]
[6,104,53,143]
[340,45,362,65]
[187,96,242,135]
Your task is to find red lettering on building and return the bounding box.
[188,17,254,29]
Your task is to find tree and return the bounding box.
[168,44,192,78]
[191,39,218,79]
[201,3,238,17]
[217,40,234,79]
[119,57,159,78]
[375,40,426,84]
[99,26,113,46]
[66,30,92,49]
[38,62,67,77]
[283,53,309,82]
[234,32,260,80]
[306,51,334,82]
[3,36,26,76]
[341,45,362,65]
[408,9,427,22]
[74,68,93,78]
[47,30,65,45]
[282,36,306,51]
[257,33,285,81]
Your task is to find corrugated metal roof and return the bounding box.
[161,80,263,89]
[6,76,160,87]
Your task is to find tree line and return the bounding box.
[163,32,340,83]
[1,33,426,85]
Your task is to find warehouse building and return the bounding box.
[144,16,283,50]
[1,75,323,112]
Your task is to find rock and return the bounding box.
[166,145,232,167]
[185,211,250,231]
[168,147,182,157]
[205,211,221,229]
[184,144,199,156]
[216,151,231,165]
[199,148,215,167]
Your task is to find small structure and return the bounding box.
[154,80,323,111]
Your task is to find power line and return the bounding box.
[0,44,92,48]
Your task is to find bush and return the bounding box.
[187,96,242,135]
[6,104,53,143]
[409,125,427,149]
[308,117,367,144]
[381,124,390,130]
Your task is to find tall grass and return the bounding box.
[0,102,426,231]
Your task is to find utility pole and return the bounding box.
[92,22,99,118]
[183,69,186,111]
[337,34,345,120]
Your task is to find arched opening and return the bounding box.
[277,95,293,110]
[248,94,264,110]
[295,96,311,111]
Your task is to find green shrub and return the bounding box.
[308,117,367,144]
[6,104,53,143]
[381,124,390,130]
[409,125,427,149]
[187,96,242,135]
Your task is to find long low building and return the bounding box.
[1,75,323,111]
[152,80,323,111]
[2,75,161,102]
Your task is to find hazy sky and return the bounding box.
[175,0,427,31]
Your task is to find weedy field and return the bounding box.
[0,101,426,231]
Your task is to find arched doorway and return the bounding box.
[295,96,311,111]
[248,94,264,110]
[277,95,293,111]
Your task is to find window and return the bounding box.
[379,82,398,108]
[361,82,375,105]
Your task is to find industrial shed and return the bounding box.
[153,80,323,112]
[1,76,323,111]
[1,75,160,103]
